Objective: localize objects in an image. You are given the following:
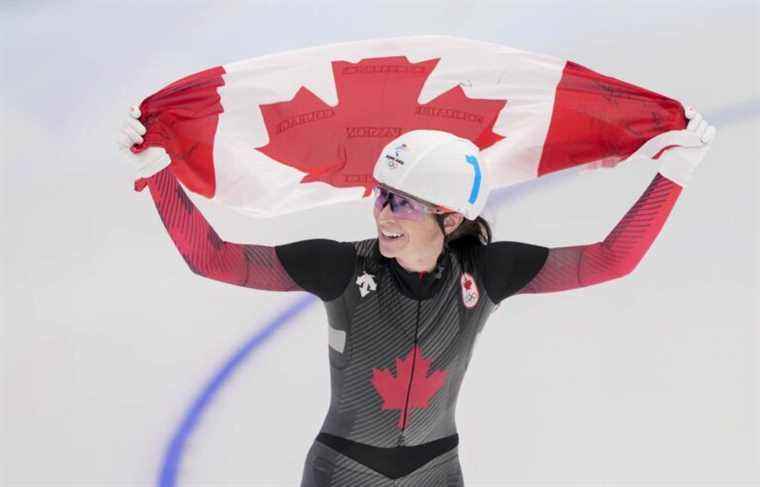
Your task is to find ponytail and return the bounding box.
[437,214,492,249]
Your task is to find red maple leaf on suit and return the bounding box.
[256,56,507,196]
[371,345,448,429]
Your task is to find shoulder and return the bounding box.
[479,241,549,267]
[475,241,550,304]
[274,239,360,301]
[274,238,358,266]
[450,239,547,271]
[352,238,379,259]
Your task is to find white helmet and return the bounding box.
[372,130,489,220]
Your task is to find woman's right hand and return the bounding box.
[117,105,171,179]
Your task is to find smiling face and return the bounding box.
[373,188,464,273]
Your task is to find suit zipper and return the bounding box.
[398,298,422,446]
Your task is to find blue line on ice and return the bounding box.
[158,293,317,487]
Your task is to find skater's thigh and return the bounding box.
[299,441,391,487]
[397,446,464,487]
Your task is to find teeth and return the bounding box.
[381,229,402,238]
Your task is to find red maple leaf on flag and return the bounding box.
[256,56,507,196]
[371,345,448,429]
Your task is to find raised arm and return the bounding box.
[516,172,680,294]
[516,108,716,295]
[139,166,300,291]
[478,108,716,303]
[119,106,356,299]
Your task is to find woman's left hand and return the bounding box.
[655,107,717,187]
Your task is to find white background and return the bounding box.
[2,1,758,486]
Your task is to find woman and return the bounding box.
[119,107,715,486]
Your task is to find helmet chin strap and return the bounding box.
[430,213,448,279]
[435,214,450,249]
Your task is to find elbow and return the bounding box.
[608,258,641,282]
[181,253,208,278]
[579,255,641,287]
[181,252,245,286]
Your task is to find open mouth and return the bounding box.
[380,228,404,241]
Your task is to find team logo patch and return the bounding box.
[460,272,479,308]
[385,143,408,169]
[356,271,377,297]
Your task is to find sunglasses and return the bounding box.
[373,185,448,221]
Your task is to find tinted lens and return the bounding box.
[373,187,390,211]
[374,186,430,221]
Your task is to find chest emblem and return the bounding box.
[461,272,479,308]
[371,345,448,429]
[356,271,377,297]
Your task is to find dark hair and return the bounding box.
[436,214,492,248]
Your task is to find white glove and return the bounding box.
[117,105,171,179]
[655,107,716,186]
[578,106,716,178]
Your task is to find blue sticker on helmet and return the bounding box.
[465,155,481,204]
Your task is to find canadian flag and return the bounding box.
[132,35,686,217]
